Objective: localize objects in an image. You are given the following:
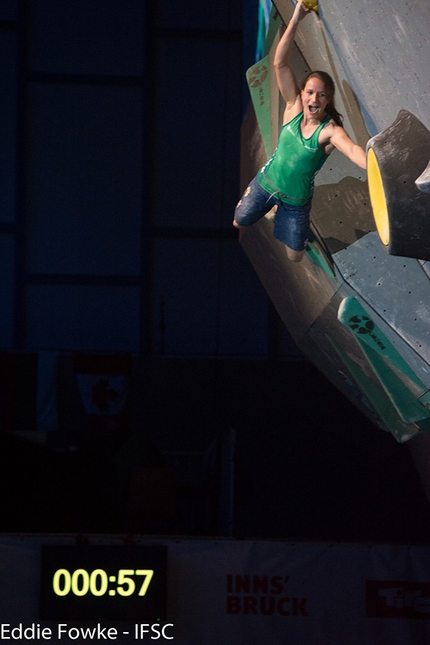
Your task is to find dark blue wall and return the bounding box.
[0,0,298,358]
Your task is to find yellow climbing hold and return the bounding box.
[303,0,318,11]
[367,147,390,246]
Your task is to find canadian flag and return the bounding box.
[73,353,131,418]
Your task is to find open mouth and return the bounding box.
[309,105,319,114]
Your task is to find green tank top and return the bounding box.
[258,111,331,205]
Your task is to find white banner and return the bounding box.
[0,537,429,644]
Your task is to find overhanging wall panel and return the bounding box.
[27,84,143,276]
[25,285,140,351]
[298,0,430,137]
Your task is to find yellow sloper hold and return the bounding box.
[303,0,318,11]
[367,148,390,246]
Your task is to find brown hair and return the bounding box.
[302,71,343,126]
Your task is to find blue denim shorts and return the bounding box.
[234,176,311,251]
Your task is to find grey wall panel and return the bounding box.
[334,232,430,371]
[27,84,142,276]
[155,39,242,230]
[322,0,430,136]
[291,0,430,138]
[29,0,144,76]
[25,285,140,351]
[240,216,340,345]
[0,33,16,224]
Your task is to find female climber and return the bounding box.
[233,0,366,262]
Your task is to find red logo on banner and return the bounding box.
[366,581,430,619]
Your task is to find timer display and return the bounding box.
[52,568,154,597]
[40,545,167,621]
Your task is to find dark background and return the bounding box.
[0,0,429,543]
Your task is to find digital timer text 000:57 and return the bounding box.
[52,568,154,598]
[39,544,167,621]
